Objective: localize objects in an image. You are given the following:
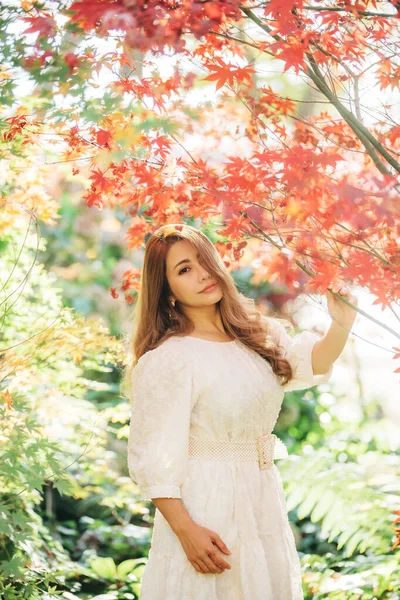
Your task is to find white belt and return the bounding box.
[188,433,288,471]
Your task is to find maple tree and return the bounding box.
[0,0,399,374]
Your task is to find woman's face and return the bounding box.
[165,240,223,307]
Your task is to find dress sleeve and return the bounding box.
[127,342,194,501]
[265,317,333,392]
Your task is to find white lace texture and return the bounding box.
[264,317,333,392]
[128,343,194,500]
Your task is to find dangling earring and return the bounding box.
[168,299,176,319]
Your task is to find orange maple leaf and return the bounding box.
[202,62,256,91]
[0,390,13,410]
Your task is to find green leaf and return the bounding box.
[296,484,322,519]
[0,554,26,578]
[23,473,46,490]
[90,557,117,580]
[310,488,335,522]
[52,477,74,496]
[116,559,137,579]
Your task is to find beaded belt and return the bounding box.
[188,433,288,471]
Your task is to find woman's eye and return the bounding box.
[179,267,190,275]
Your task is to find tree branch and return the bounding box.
[239,6,400,182]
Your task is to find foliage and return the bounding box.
[0,0,399,359]
[0,199,147,597]
[301,552,400,599]
[278,411,400,597]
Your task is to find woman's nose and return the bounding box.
[199,269,210,280]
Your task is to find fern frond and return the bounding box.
[279,450,399,557]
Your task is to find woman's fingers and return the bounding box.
[331,283,351,296]
[195,552,227,574]
[197,557,212,573]
[193,559,206,573]
[204,554,224,573]
[208,549,231,571]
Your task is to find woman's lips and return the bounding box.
[201,283,217,293]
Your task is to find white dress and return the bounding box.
[127,318,333,600]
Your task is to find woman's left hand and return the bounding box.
[326,284,358,329]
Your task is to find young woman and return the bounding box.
[124,223,357,600]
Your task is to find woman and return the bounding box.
[124,223,357,599]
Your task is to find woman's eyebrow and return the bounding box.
[174,258,191,271]
[174,252,200,271]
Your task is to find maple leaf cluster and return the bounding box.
[66,0,243,52]
[1,0,399,371]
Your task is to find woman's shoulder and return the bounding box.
[131,336,193,391]
[133,335,187,371]
[262,314,294,336]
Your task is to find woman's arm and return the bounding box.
[127,343,231,574]
[127,344,194,501]
[312,286,359,375]
[311,320,351,375]
[151,497,194,535]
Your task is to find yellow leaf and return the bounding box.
[114,124,142,148]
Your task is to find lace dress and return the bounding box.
[127,318,333,600]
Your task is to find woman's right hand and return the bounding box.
[176,520,232,574]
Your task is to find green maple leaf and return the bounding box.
[0,554,26,578]
[52,477,74,496]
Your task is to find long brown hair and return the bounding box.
[120,223,293,402]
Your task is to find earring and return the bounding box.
[168,299,176,319]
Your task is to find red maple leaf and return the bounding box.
[67,1,123,32]
[89,167,115,193]
[64,52,81,74]
[95,128,113,149]
[21,13,57,40]
[268,40,308,75]
[307,261,339,295]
